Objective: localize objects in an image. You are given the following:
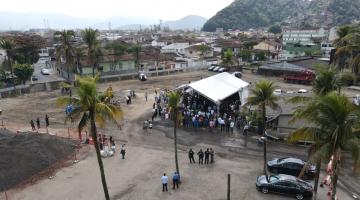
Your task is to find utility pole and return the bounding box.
[227,174,231,200]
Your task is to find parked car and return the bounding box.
[138,71,147,81]
[218,67,228,72]
[273,89,283,95]
[353,95,360,106]
[31,75,38,81]
[208,66,216,71]
[41,68,51,75]
[298,89,308,93]
[232,71,243,78]
[286,90,295,94]
[212,67,221,72]
[267,157,316,179]
[256,174,313,200]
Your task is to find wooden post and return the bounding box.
[5,191,8,200]
[68,127,70,139]
[227,174,231,200]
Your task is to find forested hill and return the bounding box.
[202,0,360,32]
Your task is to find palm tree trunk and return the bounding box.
[174,111,180,176]
[90,109,110,200]
[262,103,268,180]
[331,152,340,200]
[298,162,308,179]
[313,160,321,200]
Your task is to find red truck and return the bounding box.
[283,70,315,84]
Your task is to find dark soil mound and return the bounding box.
[0,129,75,191]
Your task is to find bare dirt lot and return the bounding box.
[0,70,357,200]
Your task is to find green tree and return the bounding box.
[290,93,360,200]
[246,81,279,179]
[312,66,343,95]
[333,24,360,73]
[221,49,235,67]
[195,44,211,58]
[268,25,282,34]
[105,41,128,64]
[56,76,123,200]
[10,34,45,64]
[238,49,252,62]
[255,51,266,61]
[0,39,16,74]
[168,91,181,176]
[13,63,34,84]
[54,30,75,80]
[82,28,99,77]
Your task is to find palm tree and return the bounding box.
[290,93,360,200]
[312,66,343,95]
[333,25,360,73]
[54,30,75,80]
[82,28,99,77]
[288,65,344,198]
[0,39,16,74]
[56,76,123,200]
[246,80,279,178]
[168,91,181,177]
[74,48,84,75]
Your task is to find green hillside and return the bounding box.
[202,0,360,32]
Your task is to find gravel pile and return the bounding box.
[0,129,75,191]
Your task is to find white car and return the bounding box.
[212,67,221,72]
[286,90,295,94]
[273,89,283,95]
[298,89,308,93]
[41,68,51,75]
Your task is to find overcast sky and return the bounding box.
[0,0,233,20]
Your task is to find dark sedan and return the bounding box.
[267,157,316,179]
[256,174,313,200]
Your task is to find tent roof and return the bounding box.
[188,72,249,104]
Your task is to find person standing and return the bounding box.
[197,149,204,165]
[148,122,153,133]
[210,148,214,163]
[145,92,148,102]
[230,121,235,134]
[120,144,126,159]
[172,172,179,189]
[30,120,36,131]
[45,114,49,127]
[36,117,41,129]
[161,173,168,192]
[188,149,195,163]
[204,148,210,164]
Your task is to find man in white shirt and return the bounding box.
[230,121,235,134]
[161,173,169,192]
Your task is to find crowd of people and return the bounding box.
[188,148,215,164]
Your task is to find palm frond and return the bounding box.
[287,127,317,143]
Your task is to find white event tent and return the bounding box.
[187,72,249,110]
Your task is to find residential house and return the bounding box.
[253,40,282,53]
[151,40,167,47]
[213,39,243,54]
[184,44,214,59]
[161,43,190,55]
[253,40,282,60]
